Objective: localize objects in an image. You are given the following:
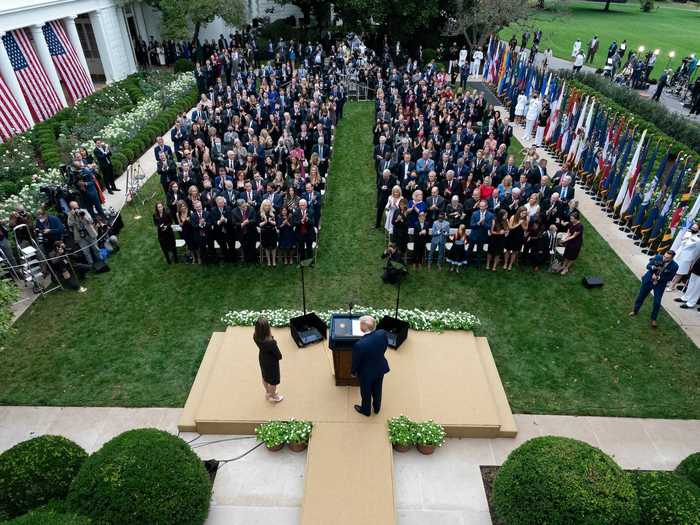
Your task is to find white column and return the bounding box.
[116,6,137,74]
[0,31,35,126]
[29,24,68,107]
[62,15,90,76]
[132,2,149,41]
[89,9,115,83]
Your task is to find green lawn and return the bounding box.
[501,1,700,71]
[2,102,699,419]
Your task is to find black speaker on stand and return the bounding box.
[289,258,327,347]
[377,259,409,349]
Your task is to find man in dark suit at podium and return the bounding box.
[352,316,390,417]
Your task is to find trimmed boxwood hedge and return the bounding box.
[174,58,195,74]
[676,452,700,488]
[492,436,640,525]
[4,509,92,525]
[0,436,87,519]
[631,470,700,525]
[66,428,211,525]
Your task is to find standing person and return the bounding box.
[586,35,599,64]
[666,224,700,291]
[629,250,679,328]
[486,209,508,272]
[253,316,283,403]
[542,48,553,70]
[468,200,494,269]
[471,47,483,77]
[67,201,101,267]
[259,199,278,267]
[559,210,583,275]
[525,93,541,138]
[573,51,585,73]
[427,212,450,271]
[652,70,669,102]
[446,223,467,272]
[534,99,550,147]
[505,206,528,270]
[514,90,527,125]
[351,316,390,417]
[678,257,700,310]
[153,202,177,264]
[571,39,582,59]
[93,139,119,194]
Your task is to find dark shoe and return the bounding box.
[107,190,114,195]
[651,320,657,328]
[112,187,121,191]
[680,304,692,309]
[354,405,369,417]
[373,407,380,415]
[674,298,686,303]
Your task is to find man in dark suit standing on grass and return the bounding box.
[352,316,390,417]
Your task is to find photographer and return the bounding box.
[381,243,405,284]
[629,250,679,329]
[34,208,64,254]
[47,240,89,290]
[0,220,18,268]
[66,201,101,268]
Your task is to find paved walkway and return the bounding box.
[505,110,700,346]
[521,44,700,124]
[0,406,697,525]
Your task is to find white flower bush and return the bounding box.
[0,168,66,222]
[221,307,480,332]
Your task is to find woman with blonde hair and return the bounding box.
[253,316,283,403]
[384,185,402,237]
[259,199,278,267]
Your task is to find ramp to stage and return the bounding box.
[300,422,396,525]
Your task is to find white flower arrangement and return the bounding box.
[221,307,480,332]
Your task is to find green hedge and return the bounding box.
[676,452,700,488]
[67,428,211,525]
[0,436,87,519]
[560,71,700,156]
[174,58,195,74]
[4,509,92,525]
[492,436,640,525]
[631,470,700,525]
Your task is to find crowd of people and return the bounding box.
[151,34,353,266]
[360,50,584,276]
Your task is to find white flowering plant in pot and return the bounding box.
[222,307,480,332]
[387,415,417,448]
[286,419,313,445]
[414,420,446,448]
[255,420,288,449]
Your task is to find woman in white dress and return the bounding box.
[514,90,527,125]
[384,185,403,236]
[667,226,700,291]
[524,193,540,220]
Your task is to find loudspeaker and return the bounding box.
[582,275,604,288]
[377,315,409,349]
[289,312,327,348]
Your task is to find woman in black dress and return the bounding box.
[276,207,295,265]
[153,202,177,264]
[391,198,409,254]
[505,206,528,270]
[487,209,508,272]
[560,211,584,275]
[253,316,283,403]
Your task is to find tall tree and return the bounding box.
[452,0,531,49]
[146,0,247,41]
[272,0,329,29]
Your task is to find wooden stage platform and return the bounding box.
[178,326,516,525]
[178,327,517,438]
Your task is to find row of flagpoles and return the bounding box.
[481,36,700,255]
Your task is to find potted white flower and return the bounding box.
[255,420,288,452]
[286,419,313,452]
[414,420,446,455]
[387,415,416,452]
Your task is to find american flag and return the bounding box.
[0,75,32,142]
[42,20,94,103]
[2,29,63,122]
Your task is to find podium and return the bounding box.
[328,314,362,386]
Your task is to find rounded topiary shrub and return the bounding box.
[492,436,640,525]
[632,471,700,525]
[0,436,87,519]
[4,509,92,525]
[67,428,211,525]
[676,452,700,487]
[174,58,194,74]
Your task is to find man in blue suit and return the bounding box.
[629,251,678,328]
[352,316,390,417]
[468,200,494,269]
